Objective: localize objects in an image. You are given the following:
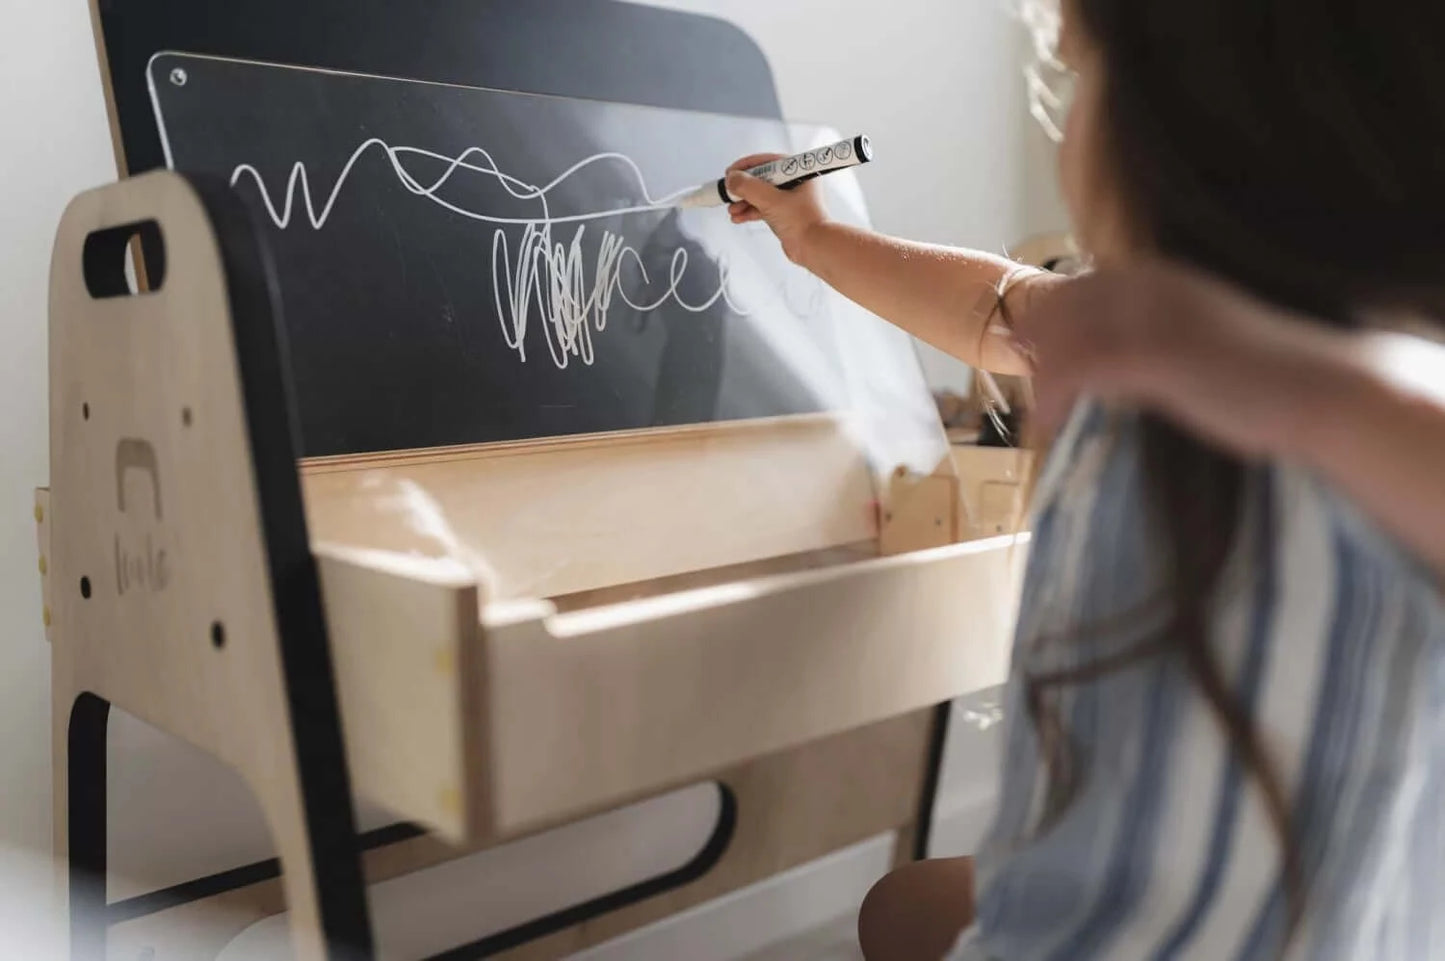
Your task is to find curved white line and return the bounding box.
[229,138,743,369]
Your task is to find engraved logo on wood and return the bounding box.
[114,438,170,594]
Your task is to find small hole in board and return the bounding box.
[82,402,90,421]
[80,577,91,599]
[182,407,193,427]
[210,621,226,649]
[82,219,167,299]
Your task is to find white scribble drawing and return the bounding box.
[230,138,750,369]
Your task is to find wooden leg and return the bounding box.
[259,785,372,961]
[62,691,110,961]
[257,548,375,961]
[55,681,369,961]
[907,702,954,863]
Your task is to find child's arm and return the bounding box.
[1297,335,1445,579]
[1017,264,1445,577]
[724,157,1053,374]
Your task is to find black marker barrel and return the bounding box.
[676,134,873,208]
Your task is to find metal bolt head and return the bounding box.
[170,67,188,87]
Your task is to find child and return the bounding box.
[726,0,1445,958]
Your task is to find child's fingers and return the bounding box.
[728,201,751,217]
[727,152,787,173]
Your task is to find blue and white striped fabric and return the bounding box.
[947,403,1445,961]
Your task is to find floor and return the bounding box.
[739,914,863,961]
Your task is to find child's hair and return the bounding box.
[1018,0,1445,947]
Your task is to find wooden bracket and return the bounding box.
[951,447,1034,541]
[878,464,959,556]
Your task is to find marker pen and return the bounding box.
[674,134,873,208]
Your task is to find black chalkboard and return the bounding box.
[96,0,783,177]
[150,55,849,455]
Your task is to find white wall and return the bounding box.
[647,0,1068,395]
[0,1,117,950]
[650,0,1057,243]
[0,0,117,860]
[0,0,1064,954]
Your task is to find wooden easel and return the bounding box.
[34,3,1030,958]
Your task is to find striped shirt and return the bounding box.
[947,403,1445,961]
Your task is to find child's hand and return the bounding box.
[723,153,829,264]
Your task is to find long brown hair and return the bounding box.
[1025,0,1445,943]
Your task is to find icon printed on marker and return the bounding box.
[683,134,873,208]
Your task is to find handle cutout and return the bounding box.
[83,220,167,298]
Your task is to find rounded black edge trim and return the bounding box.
[181,172,375,959]
[425,782,739,960]
[108,780,735,953]
[105,822,425,925]
[68,692,112,959]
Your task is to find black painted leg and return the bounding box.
[270,574,376,961]
[68,693,111,961]
[912,702,952,861]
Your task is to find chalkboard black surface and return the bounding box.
[97,0,783,177]
[150,54,854,456]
